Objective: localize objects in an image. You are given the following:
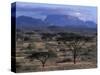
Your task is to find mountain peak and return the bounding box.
[16,15,96,29]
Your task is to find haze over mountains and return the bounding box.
[16,14,97,29]
[11,2,97,33]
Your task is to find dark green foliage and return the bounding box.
[56,32,93,42]
[41,33,57,41]
[25,32,34,35]
[23,36,30,41]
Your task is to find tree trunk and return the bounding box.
[42,61,45,68]
[42,63,45,67]
[73,49,77,64]
[74,55,76,64]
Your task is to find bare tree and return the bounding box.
[57,32,92,64]
[66,40,85,64]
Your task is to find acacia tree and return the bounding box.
[66,36,93,64]
[27,51,57,68]
[66,40,85,64]
[56,32,92,64]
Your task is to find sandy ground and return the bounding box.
[16,61,97,73]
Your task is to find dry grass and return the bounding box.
[16,61,97,73]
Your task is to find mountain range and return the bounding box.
[14,14,97,32]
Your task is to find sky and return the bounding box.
[14,2,97,23]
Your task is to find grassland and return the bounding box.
[15,29,97,73]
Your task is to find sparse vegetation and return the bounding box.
[27,51,57,68]
[16,29,97,72]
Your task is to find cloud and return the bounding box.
[68,11,97,22]
[15,2,97,22]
